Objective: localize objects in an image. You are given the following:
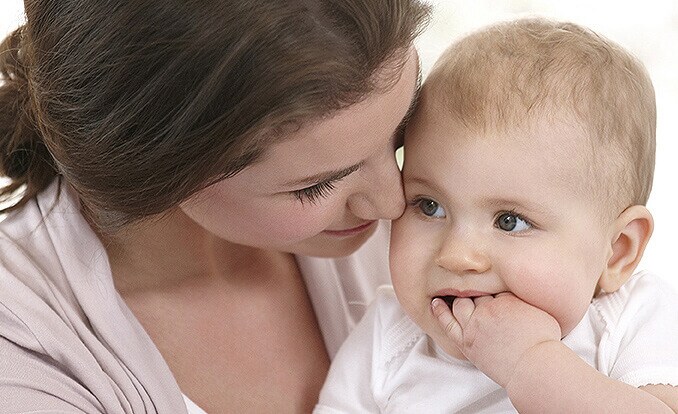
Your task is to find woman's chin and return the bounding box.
[292,224,378,258]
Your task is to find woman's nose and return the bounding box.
[347,159,405,220]
[434,232,491,275]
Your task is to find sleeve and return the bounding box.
[599,273,678,387]
[0,337,106,413]
[314,293,387,413]
[0,274,107,414]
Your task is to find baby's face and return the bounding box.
[390,101,613,359]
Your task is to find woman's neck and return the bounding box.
[103,209,327,413]
[103,207,285,295]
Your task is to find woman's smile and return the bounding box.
[323,220,376,237]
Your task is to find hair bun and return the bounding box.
[1,27,57,210]
[4,142,33,179]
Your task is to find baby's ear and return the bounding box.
[599,205,653,293]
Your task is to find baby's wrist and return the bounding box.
[504,340,564,392]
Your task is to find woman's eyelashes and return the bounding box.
[290,162,365,204]
[292,180,338,204]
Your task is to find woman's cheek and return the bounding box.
[259,203,336,242]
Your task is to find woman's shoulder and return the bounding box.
[0,180,84,307]
[0,180,187,412]
[0,181,104,410]
[0,179,103,367]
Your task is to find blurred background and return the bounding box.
[1,1,676,289]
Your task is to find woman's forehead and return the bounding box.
[246,48,421,183]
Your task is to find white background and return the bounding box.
[1,1,676,290]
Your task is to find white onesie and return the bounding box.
[316,272,678,413]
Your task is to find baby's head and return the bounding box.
[390,18,656,358]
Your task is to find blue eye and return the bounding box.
[495,211,531,233]
[416,198,446,218]
[293,181,336,204]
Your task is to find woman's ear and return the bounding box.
[599,205,653,293]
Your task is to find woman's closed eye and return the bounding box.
[290,162,363,205]
[292,180,338,204]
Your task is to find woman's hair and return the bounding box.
[0,0,430,232]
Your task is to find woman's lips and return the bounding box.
[323,221,376,237]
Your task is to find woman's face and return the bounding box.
[180,49,420,257]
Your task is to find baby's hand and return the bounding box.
[431,293,561,388]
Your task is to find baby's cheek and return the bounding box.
[389,219,416,285]
[503,262,589,335]
[532,290,589,336]
[389,248,417,305]
[390,230,429,323]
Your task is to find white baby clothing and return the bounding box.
[316,272,678,413]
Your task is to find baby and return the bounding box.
[315,18,678,413]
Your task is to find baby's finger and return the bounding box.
[452,297,475,329]
[473,295,493,307]
[431,298,463,343]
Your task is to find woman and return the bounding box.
[0,0,430,412]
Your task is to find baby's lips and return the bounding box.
[432,295,456,311]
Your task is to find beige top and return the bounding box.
[0,179,390,413]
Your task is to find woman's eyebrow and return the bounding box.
[284,162,364,188]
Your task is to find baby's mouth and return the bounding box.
[433,295,456,311]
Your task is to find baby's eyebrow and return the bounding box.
[480,197,555,218]
[402,176,455,203]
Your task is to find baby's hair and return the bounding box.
[425,17,656,217]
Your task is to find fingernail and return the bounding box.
[431,298,441,311]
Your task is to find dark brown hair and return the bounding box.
[0,0,430,232]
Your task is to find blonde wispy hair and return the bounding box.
[425,17,656,216]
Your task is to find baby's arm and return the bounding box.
[640,385,678,412]
[431,294,677,413]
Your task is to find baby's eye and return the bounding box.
[495,211,531,233]
[416,198,446,218]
